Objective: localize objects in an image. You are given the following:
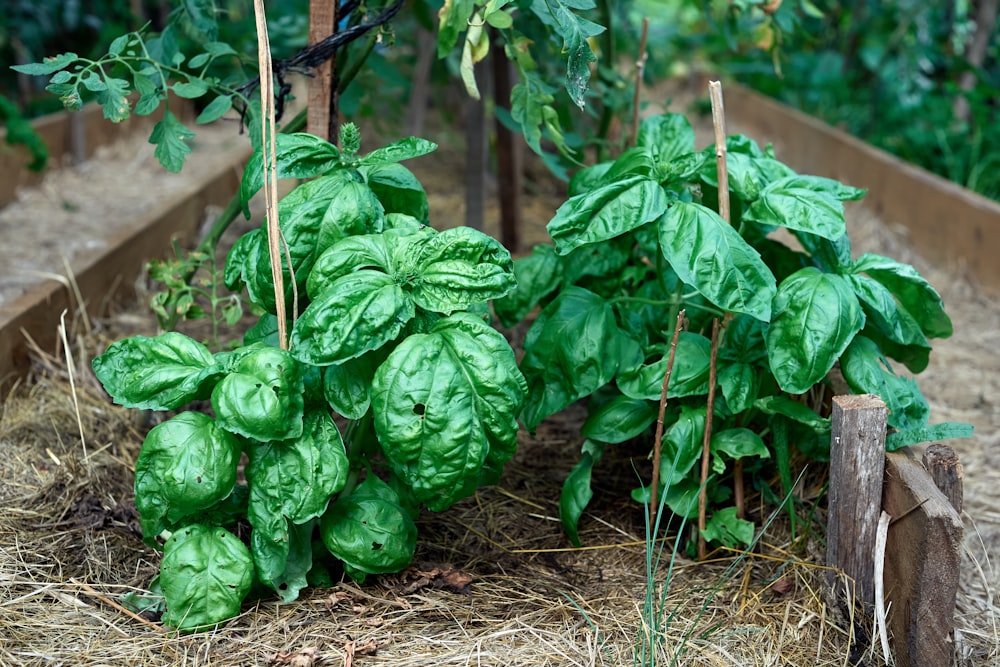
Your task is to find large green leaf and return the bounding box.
[847,273,931,372]
[239,133,341,213]
[134,412,241,542]
[520,287,622,429]
[291,271,414,365]
[371,313,526,511]
[359,136,438,166]
[547,175,668,255]
[323,353,382,420]
[247,411,348,600]
[211,343,305,442]
[702,507,755,548]
[159,524,254,632]
[839,335,930,433]
[581,395,657,443]
[319,475,417,580]
[709,428,769,475]
[744,177,847,240]
[849,253,952,339]
[659,201,775,320]
[361,163,429,221]
[92,332,219,410]
[637,113,696,163]
[617,332,713,401]
[718,362,758,414]
[766,268,865,394]
[492,244,564,327]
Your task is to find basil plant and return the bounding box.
[493,112,971,548]
[93,125,526,631]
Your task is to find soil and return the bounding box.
[0,93,997,666]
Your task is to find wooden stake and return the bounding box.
[649,310,686,531]
[697,318,721,560]
[629,18,649,148]
[492,44,522,251]
[308,0,338,141]
[826,394,887,619]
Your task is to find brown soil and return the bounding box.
[0,93,997,666]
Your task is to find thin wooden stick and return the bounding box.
[650,309,687,531]
[630,17,650,147]
[708,81,730,225]
[697,317,721,560]
[71,578,164,632]
[253,0,288,349]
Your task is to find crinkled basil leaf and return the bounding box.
[560,440,604,547]
[292,271,414,365]
[520,287,622,429]
[159,524,254,632]
[323,352,382,419]
[849,253,952,339]
[358,136,437,166]
[371,313,526,510]
[319,478,417,581]
[617,332,712,401]
[361,162,429,221]
[568,161,613,196]
[659,201,775,320]
[719,314,767,365]
[307,234,397,296]
[581,395,656,444]
[710,428,769,475]
[211,343,304,441]
[766,268,865,394]
[744,177,847,241]
[718,362,758,414]
[247,410,347,599]
[316,176,385,252]
[493,244,564,327]
[795,230,853,273]
[135,412,241,543]
[240,133,341,215]
[774,174,867,202]
[637,112,695,163]
[93,332,220,410]
[547,175,668,255]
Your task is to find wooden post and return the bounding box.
[922,443,964,513]
[827,394,887,621]
[464,64,486,231]
[491,44,522,252]
[883,448,963,667]
[308,0,338,141]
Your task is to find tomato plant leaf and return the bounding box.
[766,268,865,394]
[149,110,195,173]
[371,313,525,510]
[92,332,219,410]
[195,94,232,124]
[11,52,79,75]
[548,175,668,254]
[159,524,254,631]
[134,412,241,542]
[659,201,776,320]
[527,0,604,108]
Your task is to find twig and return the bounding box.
[629,17,650,147]
[253,0,288,349]
[650,309,687,530]
[58,310,88,465]
[697,317,721,560]
[873,511,891,663]
[71,578,164,632]
[709,81,730,225]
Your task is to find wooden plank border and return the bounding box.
[725,84,1000,293]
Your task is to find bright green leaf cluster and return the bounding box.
[92,127,524,631]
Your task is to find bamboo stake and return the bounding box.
[650,309,687,531]
[629,18,650,148]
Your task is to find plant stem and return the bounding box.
[697,317,721,561]
[594,0,616,162]
[629,17,649,148]
[649,309,686,532]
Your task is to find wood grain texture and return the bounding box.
[827,394,887,617]
[883,449,963,667]
[922,444,964,514]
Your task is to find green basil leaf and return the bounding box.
[719,314,767,364]
[660,405,707,486]
[766,268,865,394]
[560,234,633,286]
[710,427,769,475]
[307,234,396,295]
[637,113,696,163]
[659,201,776,320]
[291,271,413,365]
[371,313,525,510]
[520,287,622,429]
[602,147,656,181]
[773,174,867,202]
[212,343,305,441]
[323,353,381,419]
[581,395,656,443]
[316,177,385,252]
[492,244,564,327]
[559,440,604,547]
[840,335,930,432]
[795,231,852,273]
[405,227,516,311]
[240,133,342,214]
[847,273,931,371]
[744,177,847,241]
[754,395,830,432]
[718,362,758,414]
[159,524,254,631]
[135,413,241,542]
[320,486,417,580]
[702,507,755,548]
[359,136,437,166]
[361,163,429,221]
[617,332,712,401]
[849,253,952,339]
[93,332,219,410]
[568,161,613,196]
[547,175,668,255]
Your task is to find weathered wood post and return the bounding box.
[827,393,887,623]
[308,0,338,141]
